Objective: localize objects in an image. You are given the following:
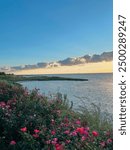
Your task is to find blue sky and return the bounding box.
[0,0,112,67]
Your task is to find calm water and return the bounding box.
[20,73,113,114]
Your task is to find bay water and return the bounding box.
[20,73,113,115]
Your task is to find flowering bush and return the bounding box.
[0,81,113,150]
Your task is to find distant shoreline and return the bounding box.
[21,72,113,76]
[0,73,88,82]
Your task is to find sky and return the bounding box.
[0,0,113,67]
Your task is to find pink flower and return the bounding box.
[53,138,58,142]
[0,101,6,108]
[64,123,69,127]
[51,138,58,145]
[55,144,64,150]
[76,127,85,134]
[46,140,51,144]
[64,130,70,134]
[51,130,56,135]
[100,141,106,148]
[32,134,39,138]
[20,127,27,132]
[70,131,77,136]
[66,140,71,144]
[34,129,40,133]
[83,131,89,137]
[92,131,99,137]
[51,140,57,145]
[85,127,90,131]
[10,140,16,145]
[75,120,81,125]
[81,136,87,141]
[107,138,112,144]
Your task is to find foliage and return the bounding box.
[0,81,113,150]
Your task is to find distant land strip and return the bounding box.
[0,73,88,82]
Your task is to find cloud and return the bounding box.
[37,62,48,68]
[58,57,86,66]
[0,51,113,72]
[83,54,91,62]
[58,51,112,65]
[100,51,113,61]
[90,54,101,62]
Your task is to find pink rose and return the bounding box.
[10,140,16,145]
[34,129,40,133]
[92,131,99,137]
[20,127,27,132]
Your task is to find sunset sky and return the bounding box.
[0,0,112,67]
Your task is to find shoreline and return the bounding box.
[0,73,88,82]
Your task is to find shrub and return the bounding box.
[0,81,113,150]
